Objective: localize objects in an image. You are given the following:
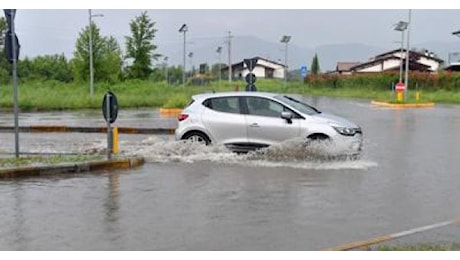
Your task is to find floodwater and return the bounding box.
[1,97,460,250]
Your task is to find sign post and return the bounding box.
[300,65,308,78]
[395,82,405,102]
[4,9,20,158]
[244,58,258,91]
[102,91,118,159]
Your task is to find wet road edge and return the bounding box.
[0,156,145,178]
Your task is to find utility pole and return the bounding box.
[227,31,233,84]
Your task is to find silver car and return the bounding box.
[175,92,362,155]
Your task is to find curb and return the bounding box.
[323,217,460,251]
[0,156,145,179]
[371,100,435,109]
[159,108,182,117]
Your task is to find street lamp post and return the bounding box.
[179,24,188,87]
[280,35,291,88]
[216,46,222,87]
[403,10,412,101]
[88,9,103,97]
[188,52,194,76]
[394,21,408,83]
[164,56,168,85]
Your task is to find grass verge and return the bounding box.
[0,154,104,169]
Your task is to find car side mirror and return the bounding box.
[281,111,293,124]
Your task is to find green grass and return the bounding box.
[0,154,104,168]
[1,78,460,111]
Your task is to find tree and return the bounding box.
[310,53,320,75]
[125,11,160,79]
[100,36,123,82]
[0,17,9,84]
[71,22,122,83]
[17,54,72,82]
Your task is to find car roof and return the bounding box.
[191,91,280,101]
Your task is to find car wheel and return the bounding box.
[182,131,211,145]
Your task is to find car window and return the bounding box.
[274,95,321,115]
[205,97,240,114]
[246,97,284,118]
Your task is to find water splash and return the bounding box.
[83,136,378,171]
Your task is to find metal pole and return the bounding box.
[164,59,168,85]
[228,31,232,84]
[11,14,19,158]
[399,30,404,83]
[89,9,94,97]
[404,9,412,101]
[182,30,186,87]
[106,93,112,160]
[218,51,222,87]
[284,41,288,87]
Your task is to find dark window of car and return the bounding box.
[246,97,284,118]
[204,97,240,114]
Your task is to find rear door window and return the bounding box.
[204,97,241,114]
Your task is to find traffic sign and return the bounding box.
[395,82,405,92]
[245,72,257,91]
[102,91,119,124]
[300,65,308,78]
[245,73,256,84]
[244,58,258,72]
[4,30,20,63]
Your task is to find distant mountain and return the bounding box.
[159,35,460,72]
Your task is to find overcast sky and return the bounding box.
[9,3,460,67]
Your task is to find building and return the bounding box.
[444,62,460,72]
[223,57,286,80]
[334,62,361,75]
[349,49,444,73]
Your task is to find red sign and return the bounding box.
[395,82,405,92]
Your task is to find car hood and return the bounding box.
[312,113,359,128]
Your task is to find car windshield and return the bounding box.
[274,95,321,115]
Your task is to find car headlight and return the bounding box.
[332,126,358,136]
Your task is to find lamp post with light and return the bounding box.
[179,24,188,87]
[394,21,408,84]
[280,35,291,87]
[216,46,222,87]
[88,9,103,97]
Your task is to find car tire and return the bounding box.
[182,131,211,145]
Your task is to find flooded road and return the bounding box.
[1,97,460,250]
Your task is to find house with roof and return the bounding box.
[334,62,361,75]
[444,62,460,72]
[349,49,444,73]
[223,57,286,80]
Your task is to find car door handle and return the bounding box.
[249,123,260,127]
